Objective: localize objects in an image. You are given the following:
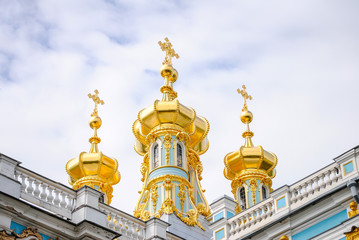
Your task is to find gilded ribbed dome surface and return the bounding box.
[66,151,120,185]
[224,146,277,180]
[133,99,209,156]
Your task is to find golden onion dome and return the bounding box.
[66,90,120,204]
[223,85,277,181]
[133,38,209,156]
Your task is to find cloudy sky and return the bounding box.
[1,0,358,214]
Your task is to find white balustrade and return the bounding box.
[289,163,342,209]
[14,166,76,219]
[100,203,145,240]
[227,162,344,239]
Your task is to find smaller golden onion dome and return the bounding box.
[224,85,277,181]
[66,90,120,204]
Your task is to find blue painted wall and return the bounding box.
[292,210,348,240]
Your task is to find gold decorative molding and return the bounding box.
[163,133,172,165]
[345,226,359,240]
[151,185,159,211]
[178,183,186,211]
[349,201,359,218]
[0,227,46,240]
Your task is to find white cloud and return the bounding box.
[0,0,358,214]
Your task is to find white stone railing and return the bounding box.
[289,163,342,207]
[227,162,344,239]
[14,166,76,219]
[99,203,146,240]
[228,197,275,237]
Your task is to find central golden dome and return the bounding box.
[133,39,209,156]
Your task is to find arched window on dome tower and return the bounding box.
[239,187,246,210]
[177,143,183,168]
[153,143,159,169]
[262,185,267,200]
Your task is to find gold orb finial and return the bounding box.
[240,110,253,124]
[280,236,289,240]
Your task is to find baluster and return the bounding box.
[26,177,34,195]
[47,187,54,204]
[298,185,304,200]
[40,183,47,200]
[108,213,115,229]
[332,167,339,182]
[118,216,126,234]
[33,180,40,197]
[244,214,250,229]
[319,173,326,190]
[307,180,314,195]
[268,202,274,217]
[230,221,236,235]
[302,183,308,198]
[256,207,262,222]
[313,176,320,192]
[136,225,144,240]
[66,195,74,210]
[325,170,332,186]
[114,215,121,232]
[127,222,134,238]
[290,188,296,204]
[238,217,244,231]
[53,189,60,206]
[123,219,129,236]
[20,173,26,192]
[60,192,67,208]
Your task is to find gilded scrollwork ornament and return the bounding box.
[163,133,172,165]
[151,185,159,211]
[178,183,186,211]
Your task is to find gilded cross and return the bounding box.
[158,37,179,65]
[237,85,252,110]
[88,89,104,116]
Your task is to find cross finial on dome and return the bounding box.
[88,89,104,117]
[158,37,179,65]
[237,85,252,111]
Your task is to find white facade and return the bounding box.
[0,146,359,239]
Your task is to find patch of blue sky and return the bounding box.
[0,52,14,82]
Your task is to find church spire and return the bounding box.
[224,86,277,213]
[133,38,210,229]
[66,90,120,204]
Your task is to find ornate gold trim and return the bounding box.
[0,227,46,240]
[345,226,359,240]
